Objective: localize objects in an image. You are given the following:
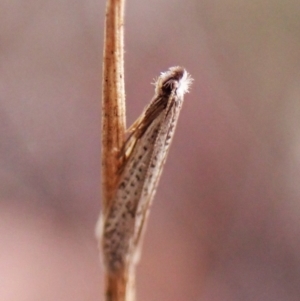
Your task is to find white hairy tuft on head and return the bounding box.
[155,66,193,98]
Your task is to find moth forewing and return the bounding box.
[102,113,166,272]
[131,96,183,258]
[100,66,192,273]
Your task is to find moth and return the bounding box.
[98,66,192,273]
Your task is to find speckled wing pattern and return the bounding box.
[101,66,192,273]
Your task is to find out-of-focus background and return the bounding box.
[1,0,300,300]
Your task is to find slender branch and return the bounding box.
[104,266,135,301]
[101,0,132,300]
[102,0,126,208]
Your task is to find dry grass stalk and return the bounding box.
[100,0,129,300]
[101,0,126,209]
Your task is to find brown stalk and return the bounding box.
[102,0,126,209]
[101,0,135,300]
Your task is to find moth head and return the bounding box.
[155,66,193,98]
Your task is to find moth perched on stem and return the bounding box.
[99,66,192,274]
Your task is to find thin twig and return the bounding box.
[101,0,130,300]
[102,0,126,208]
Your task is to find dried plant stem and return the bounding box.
[102,0,126,208]
[104,266,136,301]
[101,0,129,300]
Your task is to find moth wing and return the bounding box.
[131,98,183,263]
[102,108,166,271]
[120,98,166,168]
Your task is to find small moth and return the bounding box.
[99,66,192,273]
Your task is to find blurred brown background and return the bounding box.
[1,0,300,300]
